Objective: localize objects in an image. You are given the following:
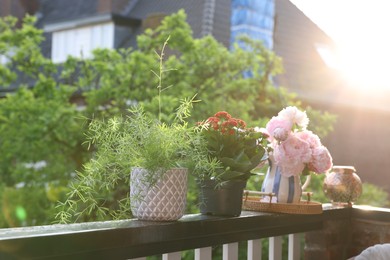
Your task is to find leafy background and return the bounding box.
[0,11,387,231]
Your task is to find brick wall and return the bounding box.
[349,218,390,256]
[305,208,390,259]
[305,218,351,260]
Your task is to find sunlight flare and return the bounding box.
[292,0,390,92]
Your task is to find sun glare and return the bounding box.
[292,0,390,92]
[337,41,390,91]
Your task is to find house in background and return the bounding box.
[1,0,389,195]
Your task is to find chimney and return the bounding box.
[18,0,39,15]
[142,13,166,30]
[97,0,133,14]
[97,0,113,13]
[0,0,11,16]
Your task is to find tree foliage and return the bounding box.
[0,16,87,227]
[0,11,339,227]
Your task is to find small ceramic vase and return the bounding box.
[323,166,362,206]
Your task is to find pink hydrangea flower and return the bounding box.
[273,134,312,177]
[308,146,333,173]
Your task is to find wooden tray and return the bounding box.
[242,191,323,215]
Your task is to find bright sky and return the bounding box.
[290,0,390,92]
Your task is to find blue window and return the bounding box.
[230,0,275,50]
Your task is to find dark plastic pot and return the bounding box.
[198,179,247,217]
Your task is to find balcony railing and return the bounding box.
[1,205,390,260]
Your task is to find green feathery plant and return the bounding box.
[55,38,202,223]
[152,35,177,121]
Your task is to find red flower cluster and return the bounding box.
[197,111,267,182]
[205,111,246,135]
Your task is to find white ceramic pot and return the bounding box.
[130,167,188,221]
[261,155,310,203]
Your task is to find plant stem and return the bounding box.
[157,36,170,122]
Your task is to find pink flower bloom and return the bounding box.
[266,116,293,142]
[295,130,321,149]
[264,106,333,177]
[277,161,306,178]
[273,127,289,142]
[308,146,333,173]
[273,134,312,177]
[278,106,309,129]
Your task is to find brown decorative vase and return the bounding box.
[323,166,362,206]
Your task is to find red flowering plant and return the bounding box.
[196,111,268,184]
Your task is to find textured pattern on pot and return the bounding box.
[130,168,188,221]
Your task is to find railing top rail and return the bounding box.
[351,205,390,222]
[0,205,385,260]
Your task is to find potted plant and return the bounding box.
[196,111,268,216]
[125,104,199,221]
[56,38,203,222]
[55,99,201,222]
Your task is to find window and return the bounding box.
[0,55,8,65]
[51,22,114,63]
[0,48,15,65]
[230,0,275,50]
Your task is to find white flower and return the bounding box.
[278,106,309,129]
